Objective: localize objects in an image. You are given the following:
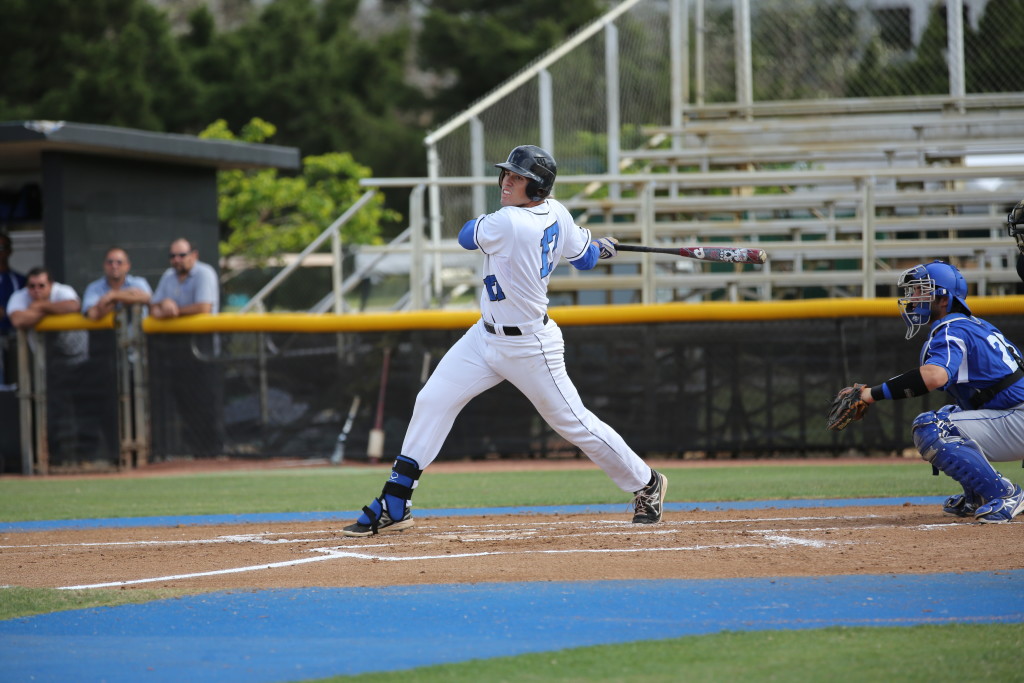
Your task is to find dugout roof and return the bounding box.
[0,120,301,173]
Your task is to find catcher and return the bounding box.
[826,260,1024,523]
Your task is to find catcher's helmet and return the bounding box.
[495,145,557,202]
[1008,199,1024,255]
[896,260,970,339]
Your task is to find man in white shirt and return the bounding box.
[8,266,83,358]
[8,267,95,464]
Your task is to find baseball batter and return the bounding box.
[830,260,1024,523]
[343,145,667,537]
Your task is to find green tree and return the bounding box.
[0,0,197,129]
[751,2,862,100]
[180,0,426,179]
[416,0,604,122]
[968,0,1024,92]
[201,118,401,268]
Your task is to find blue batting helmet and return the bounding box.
[896,260,970,339]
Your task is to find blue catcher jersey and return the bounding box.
[921,313,1024,410]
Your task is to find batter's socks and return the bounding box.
[356,455,422,526]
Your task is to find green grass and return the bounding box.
[0,586,190,620]
[2,460,1010,682]
[0,461,950,522]
[325,624,1024,682]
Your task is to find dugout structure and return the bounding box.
[0,121,300,474]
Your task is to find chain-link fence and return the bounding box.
[426,0,1023,234]
[10,304,1024,472]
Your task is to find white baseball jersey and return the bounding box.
[468,199,592,326]
[399,197,652,494]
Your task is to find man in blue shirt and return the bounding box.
[82,247,152,320]
[0,233,26,385]
[839,260,1024,524]
[150,238,219,318]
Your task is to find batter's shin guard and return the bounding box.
[356,455,422,527]
[912,411,1014,504]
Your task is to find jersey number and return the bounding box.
[987,332,1022,372]
[539,225,559,278]
[484,224,560,301]
[483,274,505,302]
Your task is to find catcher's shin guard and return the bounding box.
[356,455,422,531]
[912,410,1014,504]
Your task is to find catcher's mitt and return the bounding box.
[826,383,869,431]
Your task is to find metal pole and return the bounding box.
[670,0,688,139]
[116,310,132,469]
[947,0,966,112]
[862,179,876,298]
[33,335,48,474]
[695,0,705,106]
[605,22,621,199]
[409,184,426,310]
[331,228,344,314]
[641,181,655,304]
[16,330,33,475]
[734,0,753,118]
[539,69,554,155]
[427,144,443,304]
[470,116,486,217]
[132,309,150,467]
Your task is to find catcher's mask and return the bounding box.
[495,145,557,202]
[1008,199,1024,256]
[897,260,970,339]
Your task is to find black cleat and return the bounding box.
[632,470,667,524]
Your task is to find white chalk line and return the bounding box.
[5,514,913,550]
[59,538,813,590]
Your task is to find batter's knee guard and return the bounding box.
[357,455,422,527]
[912,409,1014,505]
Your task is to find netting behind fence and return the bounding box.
[431,0,1022,220]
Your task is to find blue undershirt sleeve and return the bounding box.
[570,242,599,271]
[458,219,479,250]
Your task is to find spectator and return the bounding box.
[8,267,82,335]
[150,238,219,318]
[82,247,152,321]
[0,233,26,333]
[148,238,223,459]
[8,267,94,463]
[0,233,26,385]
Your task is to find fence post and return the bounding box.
[16,330,33,475]
[132,309,150,467]
[863,179,877,298]
[946,0,966,112]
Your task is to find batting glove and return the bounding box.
[595,236,619,259]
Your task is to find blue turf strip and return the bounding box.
[0,496,945,532]
[2,571,1022,682]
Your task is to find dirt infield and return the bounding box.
[4,457,1022,592]
[5,504,1024,592]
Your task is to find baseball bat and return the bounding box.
[616,244,767,265]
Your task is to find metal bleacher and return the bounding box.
[536,96,1024,304]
